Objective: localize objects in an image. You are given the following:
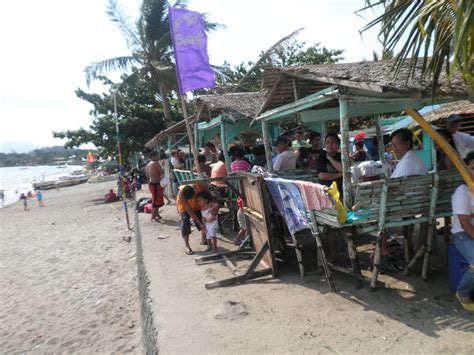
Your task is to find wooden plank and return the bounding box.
[205,269,272,289]
[223,255,240,276]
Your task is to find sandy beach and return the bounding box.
[1,180,473,354]
[136,189,474,354]
[0,182,142,353]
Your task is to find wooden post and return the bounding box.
[375,115,389,177]
[180,95,202,177]
[220,119,231,171]
[339,97,352,208]
[262,120,273,172]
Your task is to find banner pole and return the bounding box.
[179,95,202,178]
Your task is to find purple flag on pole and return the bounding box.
[169,7,215,95]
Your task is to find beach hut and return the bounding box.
[193,91,268,169]
[253,59,471,289]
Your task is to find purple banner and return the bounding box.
[169,7,215,95]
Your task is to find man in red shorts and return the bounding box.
[146,151,165,221]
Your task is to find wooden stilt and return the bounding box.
[342,228,363,290]
[370,231,384,291]
[290,232,305,277]
[309,211,336,292]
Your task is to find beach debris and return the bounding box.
[122,235,132,243]
[157,235,170,239]
[210,300,248,320]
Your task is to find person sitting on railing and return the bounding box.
[451,152,474,312]
[273,136,297,172]
[193,154,212,177]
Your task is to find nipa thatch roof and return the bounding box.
[145,115,197,149]
[423,99,474,134]
[194,91,267,121]
[260,59,471,113]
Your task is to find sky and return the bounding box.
[0,0,382,151]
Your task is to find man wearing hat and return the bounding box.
[446,114,474,158]
[273,136,297,171]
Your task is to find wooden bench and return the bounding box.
[310,171,463,290]
[173,169,196,186]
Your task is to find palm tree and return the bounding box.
[85,0,222,127]
[358,0,473,93]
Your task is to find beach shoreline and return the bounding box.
[0,182,142,353]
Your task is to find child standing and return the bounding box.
[197,191,220,252]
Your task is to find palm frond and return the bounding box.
[107,0,141,49]
[85,56,139,86]
[359,0,473,94]
[233,28,304,92]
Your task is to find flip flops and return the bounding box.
[455,292,474,312]
[185,248,194,255]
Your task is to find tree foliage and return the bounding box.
[54,75,170,158]
[214,39,344,92]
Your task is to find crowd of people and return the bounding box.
[139,114,472,309]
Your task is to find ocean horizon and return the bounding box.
[0,165,84,207]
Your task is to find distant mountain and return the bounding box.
[0,141,42,153]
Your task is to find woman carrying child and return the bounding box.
[197,191,220,252]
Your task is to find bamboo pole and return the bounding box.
[262,121,273,172]
[220,120,231,171]
[375,115,389,178]
[179,95,202,178]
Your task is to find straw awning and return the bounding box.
[145,115,196,149]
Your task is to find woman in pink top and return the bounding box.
[211,152,227,186]
[230,148,251,172]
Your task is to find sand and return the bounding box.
[2,180,472,354]
[137,189,474,354]
[0,182,142,353]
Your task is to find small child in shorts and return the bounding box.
[197,191,220,252]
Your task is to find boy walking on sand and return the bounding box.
[176,184,207,255]
[197,191,220,252]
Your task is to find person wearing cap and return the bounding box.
[446,114,474,158]
[273,136,297,172]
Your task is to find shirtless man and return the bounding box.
[146,151,165,221]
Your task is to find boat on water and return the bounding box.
[32,175,89,190]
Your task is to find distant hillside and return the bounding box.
[0,146,94,167]
[0,141,42,153]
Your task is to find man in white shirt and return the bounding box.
[390,128,428,178]
[272,137,297,172]
[451,151,474,310]
[447,114,474,158]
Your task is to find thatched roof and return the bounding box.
[260,59,471,113]
[423,99,474,122]
[145,115,196,149]
[194,91,267,121]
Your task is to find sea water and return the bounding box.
[0,165,83,207]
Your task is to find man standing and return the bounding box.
[146,151,164,221]
[273,137,297,172]
[446,114,474,158]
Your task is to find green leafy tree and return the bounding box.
[54,75,169,158]
[359,0,473,93]
[85,0,222,127]
[215,36,344,92]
